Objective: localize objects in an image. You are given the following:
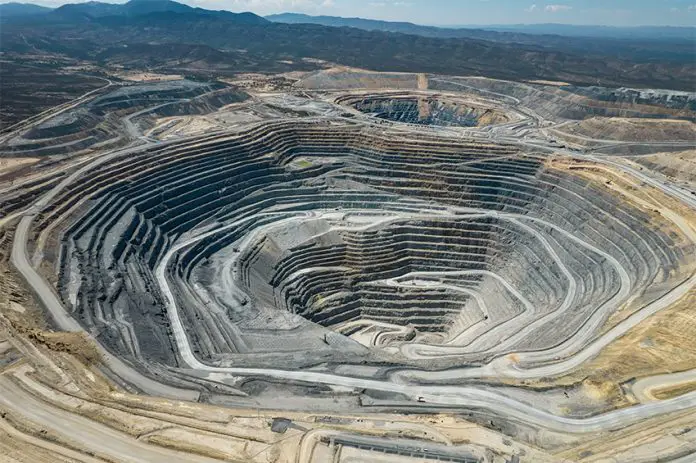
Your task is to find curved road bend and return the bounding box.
[633,369,696,403]
[9,142,200,401]
[7,108,696,433]
[0,377,215,463]
[0,77,113,144]
[156,213,696,434]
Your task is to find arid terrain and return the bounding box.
[1,2,696,460]
[1,64,695,462]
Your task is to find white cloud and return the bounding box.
[544,4,572,13]
[526,4,538,12]
[368,0,412,7]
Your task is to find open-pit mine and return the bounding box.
[1,69,696,463]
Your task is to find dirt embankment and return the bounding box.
[555,117,696,142]
[630,150,696,191]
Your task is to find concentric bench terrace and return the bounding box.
[32,120,691,369]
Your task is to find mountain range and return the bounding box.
[1,0,694,91]
[0,0,268,23]
[266,13,695,41]
[0,2,52,16]
[265,13,696,65]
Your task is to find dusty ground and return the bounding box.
[114,72,184,82]
[561,289,696,391]
[629,149,696,191]
[0,157,39,174]
[553,117,696,143]
[0,158,40,183]
[653,381,696,401]
[0,319,545,462]
[525,79,571,86]
[297,66,424,90]
[556,408,696,462]
[2,70,695,462]
[507,158,696,413]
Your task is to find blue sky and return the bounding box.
[11,0,696,26]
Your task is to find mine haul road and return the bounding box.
[633,369,696,403]
[155,209,696,434]
[9,141,201,402]
[0,376,217,462]
[0,77,113,145]
[7,106,696,436]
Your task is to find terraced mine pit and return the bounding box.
[3,70,696,462]
[32,120,689,372]
[427,77,696,122]
[339,93,510,127]
[2,79,247,157]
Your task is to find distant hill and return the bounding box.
[460,23,696,41]
[268,13,695,42]
[54,0,194,18]
[0,2,52,17]
[51,0,268,23]
[2,0,694,91]
[266,13,460,38]
[53,1,126,18]
[266,13,696,65]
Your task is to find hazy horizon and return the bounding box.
[3,0,696,27]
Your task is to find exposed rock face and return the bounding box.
[351,96,509,127]
[2,80,247,157]
[41,121,690,372]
